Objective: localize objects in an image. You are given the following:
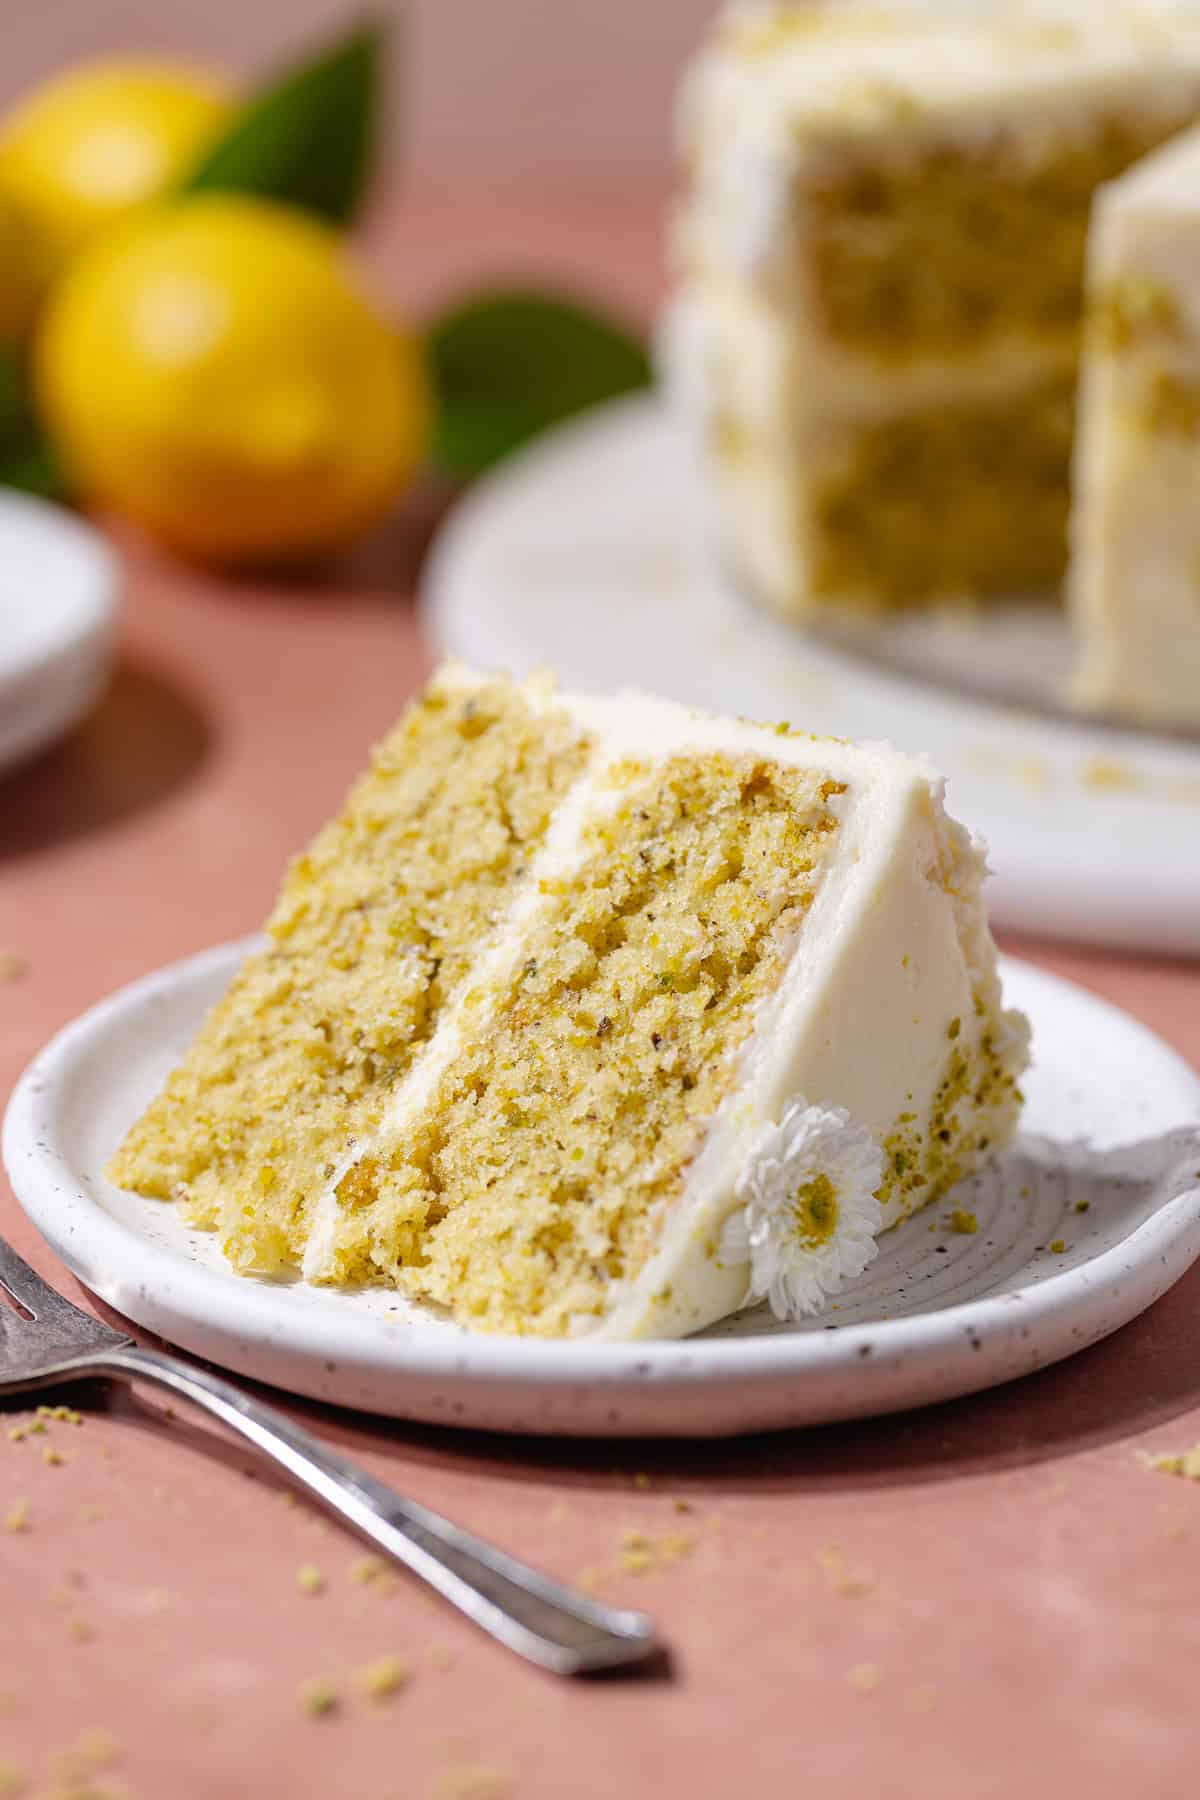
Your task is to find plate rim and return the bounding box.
[4,938,1200,1407]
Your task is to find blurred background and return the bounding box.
[2,0,715,201]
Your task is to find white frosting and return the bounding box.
[302,667,1026,1341]
[1069,121,1200,728]
[719,1099,885,1319]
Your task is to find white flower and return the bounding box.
[720,1100,885,1322]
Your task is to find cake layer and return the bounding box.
[809,371,1076,606]
[1069,122,1200,728]
[663,289,1074,613]
[108,673,593,1269]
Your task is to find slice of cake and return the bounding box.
[667,1,1200,616]
[109,665,1028,1340]
[1069,122,1200,730]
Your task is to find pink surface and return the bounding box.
[3,193,1200,1800]
[0,0,716,192]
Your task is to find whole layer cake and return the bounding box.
[109,666,1028,1340]
[1069,120,1200,730]
[667,0,1200,614]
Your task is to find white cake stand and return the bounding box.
[422,394,1200,955]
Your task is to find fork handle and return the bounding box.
[66,1344,656,1676]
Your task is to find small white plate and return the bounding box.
[4,941,1200,1437]
[0,492,119,775]
[422,394,1200,954]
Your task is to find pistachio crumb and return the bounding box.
[298,1676,339,1718]
[849,1662,882,1693]
[4,1498,30,1534]
[297,1563,325,1596]
[356,1653,411,1701]
[350,1555,388,1586]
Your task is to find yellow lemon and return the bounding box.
[0,59,231,277]
[36,195,430,565]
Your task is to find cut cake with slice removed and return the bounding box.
[667,0,1200,614]
[108,664,1028,1341]
[1069,121,1200,730]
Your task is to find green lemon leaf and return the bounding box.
[427,289,652,478]
[0,436,72,503]
[181,22,382,224]
[0,347,72,500]
[0,346,28,449]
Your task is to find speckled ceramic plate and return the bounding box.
[0,492,119,775]
[4,941,1200,1437]
[422,393,1200,955]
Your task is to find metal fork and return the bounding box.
[0,1235,657,1675]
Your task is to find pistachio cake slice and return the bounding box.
[110,665,1028,1340]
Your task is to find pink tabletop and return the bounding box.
[3,195,1200,1800]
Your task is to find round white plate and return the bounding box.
[0,491,119,775]
[422,394,1200,954]
[5,941,1200,1437]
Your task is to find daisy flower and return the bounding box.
[720,1100,885,1321]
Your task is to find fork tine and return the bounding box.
[0,1234,128,1348]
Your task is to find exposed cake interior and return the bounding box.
[803,109,1190,363]
[809,372,1076,604]
[110,666,1027,1341]
[108,675,592,1270]
[317,752,845,1336]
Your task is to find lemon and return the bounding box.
[0,59,231,277]
[36,195,429,565]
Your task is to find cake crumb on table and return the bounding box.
[4,1499,30,1534]
[429,1764,511,1800]
[849,1663,882,1693]
[356,1653,411,1701]
[349,1555,392,1588]
[1142,1445,1200,1481]
[817,1544,875,1598]
[296,1563,324,1596]
[0,1759,25,1798]
[298,1677,339,1718]
[0,952,27,984]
